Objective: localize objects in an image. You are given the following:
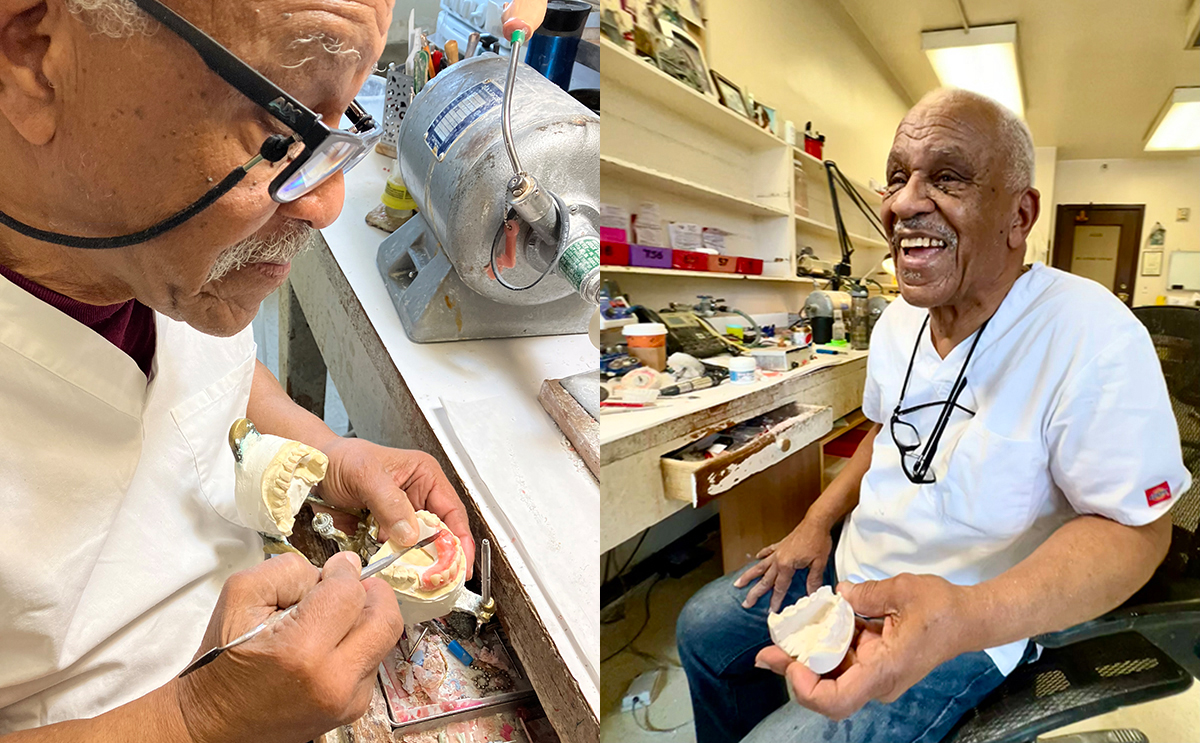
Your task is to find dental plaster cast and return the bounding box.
[233,428,329,537]
[767,586,855,675]
[368,511,467,624]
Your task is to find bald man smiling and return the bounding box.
[676,90,1191,743]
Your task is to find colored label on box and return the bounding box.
[631,245,673,269]
[601,240,630,266]
[736,257,764,275]
[599,226,628,243]
[709,254,737,273]
[672,250,709,272]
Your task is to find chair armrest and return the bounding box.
[1035,597,1200,648]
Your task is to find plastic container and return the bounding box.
[600,240,630,265]
[729,356,757,385]
[850,290,870,350]
[599,227,628,243]
[831,309,846,342]
[735,257,764,275]
[709,255,737,273]
[524,0,592,91]
[672,250,709,272]
[623,323,668,371]
[630,245,672,269]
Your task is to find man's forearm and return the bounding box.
[247,360,341,451]
[804,423,879,531]
[1,684,194,743]
[959,514,1171,653]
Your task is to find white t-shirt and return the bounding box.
[835,263,1192,675]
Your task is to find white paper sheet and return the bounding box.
[442,395,599,687]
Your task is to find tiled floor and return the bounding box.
[600,541,1200,743]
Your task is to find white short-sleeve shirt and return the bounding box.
[834,263,1192,675]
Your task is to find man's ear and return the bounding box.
[0,1,57,145]
[1008,187,1040,250]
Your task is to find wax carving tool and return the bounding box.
[178,533,442,677]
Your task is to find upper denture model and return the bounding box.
[233,427,329,537]
[767,585,856,675]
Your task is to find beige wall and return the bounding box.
[1052,157,1200,305]
[704,0,912,184]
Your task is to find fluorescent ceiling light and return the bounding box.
[922,23,1024,118]
[1144,87,1200,151]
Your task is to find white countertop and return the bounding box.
[600,347,868,445]
[320,151,598,713]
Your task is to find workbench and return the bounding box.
[600,350,869,569]
[282,152,598,741]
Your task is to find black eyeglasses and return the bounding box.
[890,314,989,484]
[132,0,382,204]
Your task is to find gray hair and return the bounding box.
[64,0,155,38]
[64,1,361,68]
[916,88,1035,193]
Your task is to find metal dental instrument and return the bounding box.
[502,30,526,175]
[475,538,496,634]
[178,533,443,677]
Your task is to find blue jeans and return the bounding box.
[677,542,1031,743]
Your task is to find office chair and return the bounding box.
[945,306,1200,743]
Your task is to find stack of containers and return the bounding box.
[597,220,764,276]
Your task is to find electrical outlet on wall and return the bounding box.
[1177,208,1191,222]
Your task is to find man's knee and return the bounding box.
[677,571,741,659]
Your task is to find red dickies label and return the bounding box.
[1145,482,1172,506]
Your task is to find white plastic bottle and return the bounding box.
[831,309,846,342]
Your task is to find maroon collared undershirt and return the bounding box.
[0,264,156,378]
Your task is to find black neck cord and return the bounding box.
[896,313,991,479]
[0,168,247,250]
[0,134,291,250]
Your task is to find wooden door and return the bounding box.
[1052,205,1145,306]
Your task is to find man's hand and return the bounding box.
[174,552,404,743]
[734,519,833,612]
[317,438,476,579]
[755,574,970,720]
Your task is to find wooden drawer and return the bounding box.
[660,403,831,507]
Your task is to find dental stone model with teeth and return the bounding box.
[232,419,329,538]
[368,511,468,624]
[767,586,855,675]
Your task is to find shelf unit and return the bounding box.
[603,265,816,284]
[599,38,782,152]
[795,214,889,250]
[599,37,889,302]
[600,156,790,218]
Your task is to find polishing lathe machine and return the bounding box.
[377,36,600,342]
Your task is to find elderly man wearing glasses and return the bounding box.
[676,89,1191,743]
[0,0,542,739]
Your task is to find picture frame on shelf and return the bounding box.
[760,103,777,135]
[709,70,749,118]
[655,18,715,98]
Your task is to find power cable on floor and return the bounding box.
[632,697,693,734]
[601,573,665,663]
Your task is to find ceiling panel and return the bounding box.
[835,0,1200,159]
